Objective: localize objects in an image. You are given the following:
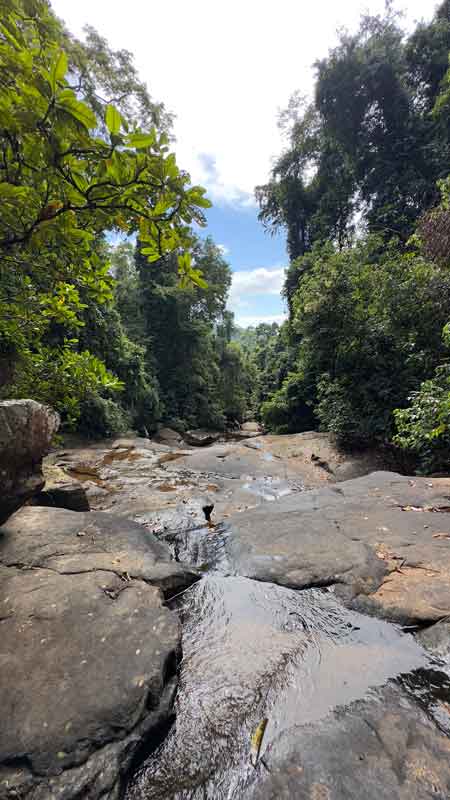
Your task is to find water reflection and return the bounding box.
[126,576,426,799]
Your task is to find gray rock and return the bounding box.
[153,427,183,446]
[183,429,222,447]
[32,464,90,512]
[0,506,198,594]
[226,496,386,597]
[0,506,198,799]
[0,567,179,799]
[0,399,59,523]
[226,471,450,624]
[252,684,450,799]
[417,618,450,658]
[241,421,261,433]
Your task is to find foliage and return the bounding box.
[6,341,123,427]
[261,235,450,447]
[0,0,211,429]
[393,322,450,473]
[257,2,450,257]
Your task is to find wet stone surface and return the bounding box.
[26,433,450,798]
[126,576,436,800]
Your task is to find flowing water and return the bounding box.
[126,572,428,799]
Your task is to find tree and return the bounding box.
[257,3,450,258]
[135,237,233,430]
[0,0,210,426]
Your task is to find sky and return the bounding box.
[51,0,438,327]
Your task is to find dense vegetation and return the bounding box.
[0,0,255,435]
[2,0,450,473]
[256,2,450,472]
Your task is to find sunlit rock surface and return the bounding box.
[4,430,450,799]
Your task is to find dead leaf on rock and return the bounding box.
[250,717,268,766]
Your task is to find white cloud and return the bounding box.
[234,313,287,328]
[51,0,434,206]
[217,244,229,256]
[229,266,285,307]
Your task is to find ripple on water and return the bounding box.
[126,575,427,800]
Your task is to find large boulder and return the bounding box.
[0,506,198,799]
[153,427,183,446]
[184,429,222,447]
[0,399,59,524]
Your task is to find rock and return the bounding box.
[417,618,450,658]
[0,506,198,594]
[226,489,386,597]
[0,567,179,799]
[183,429,222,447]
[126,576,427,799]
[241,421,261,433]
[153,427,183,446]
[226,471,450,625]
[0,399,59,524]
[252,684,450,800]
[0,506,198,799]
[31,464,90,512]
[333,456,381,482]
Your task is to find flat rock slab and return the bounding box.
[226,472,450,624]
[252,684,450,800]
[0,506,197,594]
[0,507,197,799]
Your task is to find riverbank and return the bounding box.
[2,420,450,799]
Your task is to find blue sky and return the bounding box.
[201,203,287,327]
[52,0,436,328]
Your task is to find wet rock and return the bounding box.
[32,464,90,512]
[226,472,450,625]
[184,429,222,447]
[0,399,59,524]
[126,577,426,800]
[0,505,198,799]
[252,684,450,800]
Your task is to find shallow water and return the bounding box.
[126,575,427,800]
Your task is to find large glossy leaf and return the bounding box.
[58,92,97,130]
[127,131,155,149]
[105,104,121,136]
[49,51,68,94]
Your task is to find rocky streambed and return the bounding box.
[2,411,450,799]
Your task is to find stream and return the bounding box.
[48,434,450,799]
[125,520,435,799]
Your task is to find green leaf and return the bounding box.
[127,132,155,149]
[0,20,21,50]
[50,51,68,94]
[58,93,97,129]
[105,104,122,136]
[190,271,208,289]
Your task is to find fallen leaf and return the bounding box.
[250,718,268,766]
[432,533,450,540]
